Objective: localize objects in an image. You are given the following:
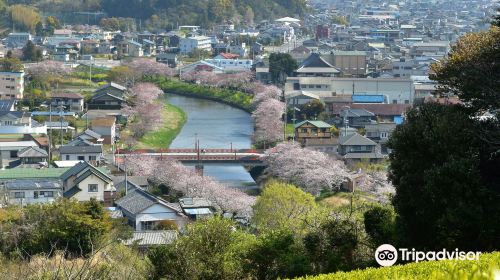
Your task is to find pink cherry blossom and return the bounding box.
[264,142,350,195]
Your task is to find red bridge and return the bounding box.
[114,148,265,165]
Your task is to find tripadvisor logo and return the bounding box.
[374,244,481,267]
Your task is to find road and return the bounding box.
[263,36,309,53]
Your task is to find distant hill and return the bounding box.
[2,0,308,30]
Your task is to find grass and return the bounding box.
[286,123,295,136]
[136,102,187,149]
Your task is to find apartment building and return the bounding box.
[0,72,24,99]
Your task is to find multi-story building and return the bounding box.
[285,76,415,105]
[179,36,212,55]
[0,72,24,99]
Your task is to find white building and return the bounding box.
[0,71,25,99]
[203,58,254,72]
[179,36,212,54]
[285,76,415,105]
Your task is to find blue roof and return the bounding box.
[352,95,385,103]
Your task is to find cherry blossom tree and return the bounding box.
[129,82,163,105]
[263,142,349,195]
[252,85,281,106]
[125,58,175,80]
[121,83,164,138]
[26,61,72,81]
[252,98,285,147]
[127,156,255,217]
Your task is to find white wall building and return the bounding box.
[285,76,415,104]
[179,36,212,54]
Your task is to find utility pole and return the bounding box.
[48,104,52,168]
[59,105,63,146]
[124,155,128,196]
[282,90,287,141]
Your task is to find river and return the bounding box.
[165,94,258,191]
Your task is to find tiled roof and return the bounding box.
[95,82,127,92]
[0,100,15,111]
[123,231,178,246]
[294,120,332,129]
[17,146,48,158]
[59,145,102,154]
[51,92,84,99]
[0,168,69,180]
[116,188,183,215]
[339,133,377,146]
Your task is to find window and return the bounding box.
[4,120,13,125]
[392,100,398,104]
[381,132,388,138]
[10,150,17,158]
[40,191,54,197]
[89,156,97,161]
[141,221,156,230]
[301,128,308,133]
[34,191,39,199]
[77,156,85,160]
[88,184,98,193]
[316,85,321,88]
[14,192,25,198]
[66,155,70,160]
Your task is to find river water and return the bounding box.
[165,94,258,191]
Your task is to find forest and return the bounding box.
[0,0,308,33]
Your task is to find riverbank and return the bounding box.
[152,77,254,113]
[135,102,187,149]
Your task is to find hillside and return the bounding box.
[2,0,307,30]
[294,252,500,280]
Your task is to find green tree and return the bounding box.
[243,230,311,280]
[46,16,61,35]
[22,40,41,61]
[35,21,44,36]
[388,103,499,251]
[269,53,297,85]
[147,216,255,280]
[303,217,367,274]
[0,57,23,72]
[0,199,112,258]
[430,27,500,113]
[299,99,325,120]
[252,181,317,234]
[363,205,396,247]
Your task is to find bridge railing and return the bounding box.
[115,148,264,154]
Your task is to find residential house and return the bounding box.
[89,82,127,109]
[0,111,47,134]
[70,129,104,145]
[91,117,116,145]
[127,40,144,57]
[294,120,333,145]
[156,52,178,68]
[0,140,45,169]
[61,161,113,202]
[59,139,103,161]
[142,39,156,56]
[179,197,216,220]
[364,123,397,153]
[203,58,253,72]
[338,133,385,162]
[115,188,188,231]
[50,92,84,112]
[0,180,62,206]
[0,99,16,111]
[15,146,48,167]
[0,71,25,99]
[6,33,32,48]
[339,108,375,128]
